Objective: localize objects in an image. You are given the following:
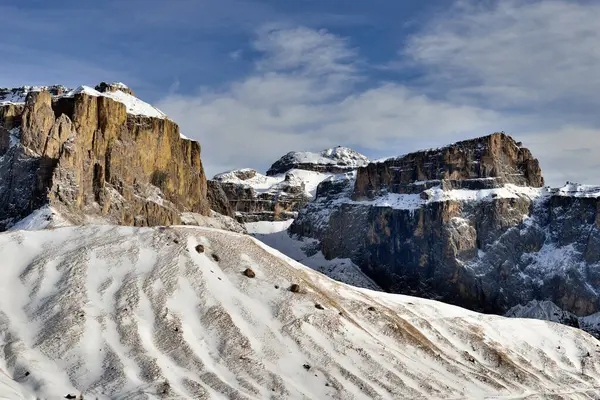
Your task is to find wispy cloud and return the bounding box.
[5,0,600,186]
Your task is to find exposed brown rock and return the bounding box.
[243,268,256,278]
[21,91,56,152]
[0,103,24,130]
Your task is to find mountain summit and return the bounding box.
[213,147,369,222]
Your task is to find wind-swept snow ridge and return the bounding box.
[0,226,599,399]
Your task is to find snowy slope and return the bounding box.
[0,226,599,399]
[246,219,380,291]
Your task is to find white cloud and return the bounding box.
[158,26,500,178]
[229,50,243,60]
[522,126,600,186]
[158,1,600,187]
[253,26,358,78]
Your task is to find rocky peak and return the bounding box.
[214,168,258,182]
[266,146,369,176]
[353,133,544,199]
[287,132,600,327]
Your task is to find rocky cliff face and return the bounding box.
[354,133,544,199]
[214,147,369,223]
[290,133,600,325]
[0,83,210,229]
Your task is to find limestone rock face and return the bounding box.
[216,179,302,223]
[290,133,600,326]
[0,85,210,229]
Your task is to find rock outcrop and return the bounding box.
[0,83,210,229]
[290,133,600,326]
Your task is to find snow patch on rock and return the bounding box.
[554,182,600,198]
[352,184,546,211]
[8,206,68,231]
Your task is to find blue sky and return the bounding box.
[3,0,600,185]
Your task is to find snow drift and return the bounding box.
[0,226,599,399]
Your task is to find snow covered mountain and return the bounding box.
[266,146,369,175]
[1,225,599,399]
[0,83,167,120]
[212,146,369,222]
